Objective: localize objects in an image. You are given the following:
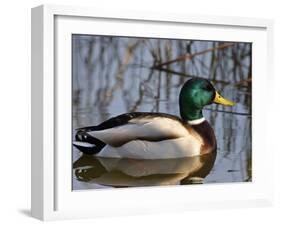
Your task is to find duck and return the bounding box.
[73,78,235,159]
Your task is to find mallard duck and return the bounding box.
[73,78,234,159]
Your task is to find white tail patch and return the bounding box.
[73,141,95,148]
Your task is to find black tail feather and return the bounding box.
[74,130,106,155]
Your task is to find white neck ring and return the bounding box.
[187,117,206,125]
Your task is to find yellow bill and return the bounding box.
[213,91,235,106]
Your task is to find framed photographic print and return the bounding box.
[31,4,274,221]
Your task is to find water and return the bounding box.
[72,35,252,190]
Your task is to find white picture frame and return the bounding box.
[31,4,274,221]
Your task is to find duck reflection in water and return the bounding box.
[73,152,216,188]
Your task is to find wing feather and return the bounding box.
[87,116,190,147]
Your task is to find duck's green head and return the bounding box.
[179,78,235,121]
